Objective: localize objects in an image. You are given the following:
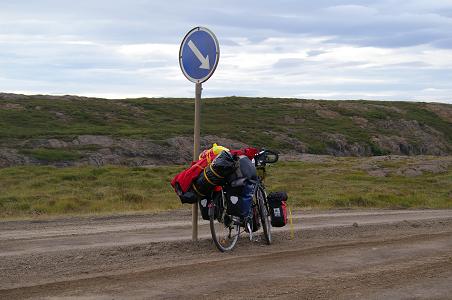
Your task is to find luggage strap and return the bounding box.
[203,168,216,186]
[209,164,224,179]
[192,183,206,196]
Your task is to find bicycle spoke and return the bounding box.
[210,206,240,252]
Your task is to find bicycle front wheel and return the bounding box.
[256,185,272,245]
[209,204,240,252]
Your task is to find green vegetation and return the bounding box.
[1,95,451,154]
[0,165,184,218]
[1,157,451,218]
[266,158,452,209]
[19,148,83,162]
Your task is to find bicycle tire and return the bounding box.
[209,196,240,252]
[256,185,272,245]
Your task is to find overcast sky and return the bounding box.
[1,0,451,103]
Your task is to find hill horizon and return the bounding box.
[1,92,450,104]
[1,92,451,168]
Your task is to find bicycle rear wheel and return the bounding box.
[256,185,272,245]
[209,195,240,252]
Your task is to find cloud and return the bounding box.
[0,0,451,103]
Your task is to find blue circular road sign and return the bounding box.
[179,27,220,83]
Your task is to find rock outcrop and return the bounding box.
[0,135,249,167]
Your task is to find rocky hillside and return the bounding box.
[0,93,451,167]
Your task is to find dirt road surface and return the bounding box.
[1,209,452,299]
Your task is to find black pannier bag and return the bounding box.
[199,198,210,220]
[224,182,260,231]
[225,155,257,218]
[199,192,222,220]
[224,184,244,217]
[267,192,288,227]
[192,150,236,198]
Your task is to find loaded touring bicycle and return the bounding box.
[172,147,287,252]
[207,149,280,252]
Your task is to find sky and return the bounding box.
[0,0,451,103]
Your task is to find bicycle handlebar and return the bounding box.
[254,149,279,168]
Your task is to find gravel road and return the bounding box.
[1,209,452,299]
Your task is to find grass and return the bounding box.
[18,148,83,162]
[1,96,451,154]
[0,165,186,218]
[266,159,452,209]
[1,157,451,218]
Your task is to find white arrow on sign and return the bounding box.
[188,40,210,70]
